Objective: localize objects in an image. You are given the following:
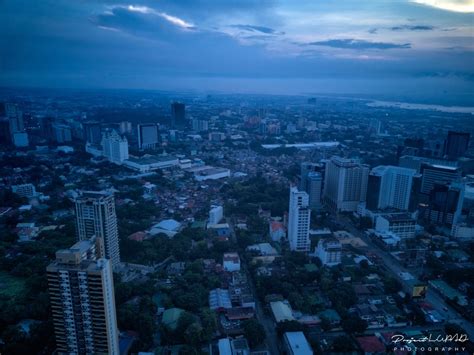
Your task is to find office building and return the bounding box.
[137,123,159,150]
[39,116,54,139]
[6,103,24,134]
[299,162,321,191]
[367,166,416,211]
[375,213,416,240]
[306,172,323,211]
[75,190,120,268]
[47,241,119,354]
[288,186,311,252]
[323,157,369,212]
[83,122,102,145]
[399,155,457,173]
[420,163,462,194]
[119,121,132,135]
[192,119,209,132]
[0,118,10,145]
[444,131,470,158]
[171,102,186,128]
[422,182,464,226]
[52,124,72,143]
[11,183,37,198]
[102,130,129,164]
[315,238,342,266]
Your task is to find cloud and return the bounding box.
[368,28,378,34]
[89,5,198,41]
[390,25,435,31]
[410,0,474,13]
[231,24,284,35]
[306,39,411,50]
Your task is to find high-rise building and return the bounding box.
[422,182,464,226]
[299,162,321,191]
[75,190,120,268]
[192,119,209,132]
[102,130,129,164]
[137,123,159,150]
[5,103,24,134]
[366,166,416,211]
[39,116,54,140]
[0,118,10,145]
[306,172,322,211]
[52,124,73,143]
[83,122,102,145]
[399,155,457,173]
[323,157,369,212]
[12,132,29,147]
[47,240,119,354]
[119,121,132,135]
[171,102,186,128]
[420,163,462,194]
[288,186,311,252]
[444,131,470,158]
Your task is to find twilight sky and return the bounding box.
[0,0,473,103]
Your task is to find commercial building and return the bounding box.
[399,155,457,173]
[46,241,119,354]
[306,171,323,211]
[192,119,209,132]
[102,130,129,164]
[269,221,286,242]
[444,131,470,158]
[422,182,464,226]
[11,183,37,198]
[283,332,313,355]
[6,103,24,134]
[367,165,416,211]
[74,190,120,268]
[323,156,369,212]
[83,122,102,145]
[375,213,416,240]
[194,167,230,181]
[171,102,186,128]
[52,124,72,143]
[315,238,342,266]
[420,163,462,194]
[123,154,179,172]
[137,123,159,150]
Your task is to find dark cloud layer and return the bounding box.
[391,25,435,31]
[306,39,411,50]
[231,24,284,35]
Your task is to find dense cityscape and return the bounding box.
[0,89,473,354]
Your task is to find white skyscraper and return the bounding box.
[323,157,370,212]
[102,130,129,164]
[75,190,120,268]
[47,240,119,354]
[288,186,311,252]
[367,165,416,211]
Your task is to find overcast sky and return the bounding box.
[0,0,473,103]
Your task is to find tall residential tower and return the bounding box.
[74,190,120,268]
[47,240,119,354]
[288,186,311,252]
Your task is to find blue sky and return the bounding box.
[0,0,473,103]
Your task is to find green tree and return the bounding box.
[243,319,266,347]
[341,315,368,334]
